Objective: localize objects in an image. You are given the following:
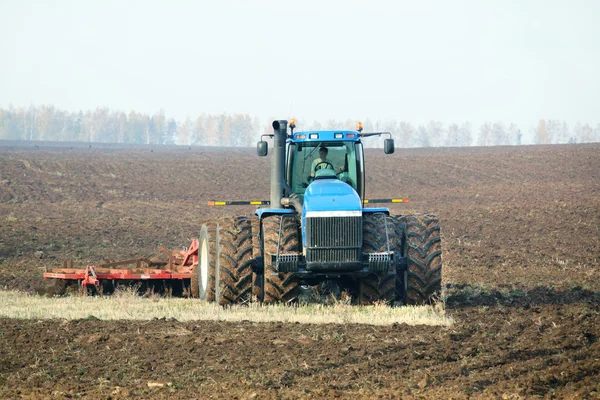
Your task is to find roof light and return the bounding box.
[309,133,319,139]
[334,133,343,139]
[289,118,296,129]
[346,133,356,138]
[356,121,363,132]
[295,134,306,139]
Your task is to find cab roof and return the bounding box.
[290,130,361,143]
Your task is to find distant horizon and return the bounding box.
[2,103,598,147]
[2,101,599,143]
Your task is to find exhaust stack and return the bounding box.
[270,120,287,209]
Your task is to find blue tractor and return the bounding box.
[192,120,442,306]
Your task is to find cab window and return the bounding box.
[288,142,358,198]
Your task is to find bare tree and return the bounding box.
[477,122,492,146]
[534,120,549,144]
[397,121,414,148]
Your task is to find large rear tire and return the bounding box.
[358,213,397,305]
[190,264,199,298]
[390,215,408,304]
[404,214,442,305]
[193,221,217,300]
[262,215,300,304]
[250,216,264,302]
[217,216,254,305]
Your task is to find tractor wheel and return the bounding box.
[193,220,217,300]
[358,213,397,305]
[216,216,254,305]
[190,263,199,298]
[250,216,264,302]
[262,215,300,304]
[190,268,200,299]
[390,214,408,304]
[404,214,442,305]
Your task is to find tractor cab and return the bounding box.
[257,120,395,207]
[285,133,365,202]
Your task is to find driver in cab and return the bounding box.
[310,146,342,179]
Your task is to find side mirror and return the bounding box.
[384,138,395,154]
[257,141,268,156]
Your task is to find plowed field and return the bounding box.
[1,141,599,399]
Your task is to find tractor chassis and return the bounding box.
[267,252,408,283]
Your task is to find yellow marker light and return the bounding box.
[250,201,262,205]
[346,133,356,138]
[296,134,306,139]
[363,199,369,203]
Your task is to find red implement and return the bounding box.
[43,239,199,294]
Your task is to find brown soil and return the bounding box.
[1,141,599,398]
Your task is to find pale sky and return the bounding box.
[1,0,599,132]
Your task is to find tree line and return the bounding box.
[0,105,598,147]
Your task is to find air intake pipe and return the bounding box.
[281,195,302,213]
[270,120,287,209]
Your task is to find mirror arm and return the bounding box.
[358,131,392,139]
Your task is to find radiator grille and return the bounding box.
[306,216,362,263]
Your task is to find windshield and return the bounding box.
[287,141,360,198]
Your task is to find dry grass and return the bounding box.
[0,290,453,326]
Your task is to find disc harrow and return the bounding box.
[43,240,199,296]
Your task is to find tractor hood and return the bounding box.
[303,178,362,213]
